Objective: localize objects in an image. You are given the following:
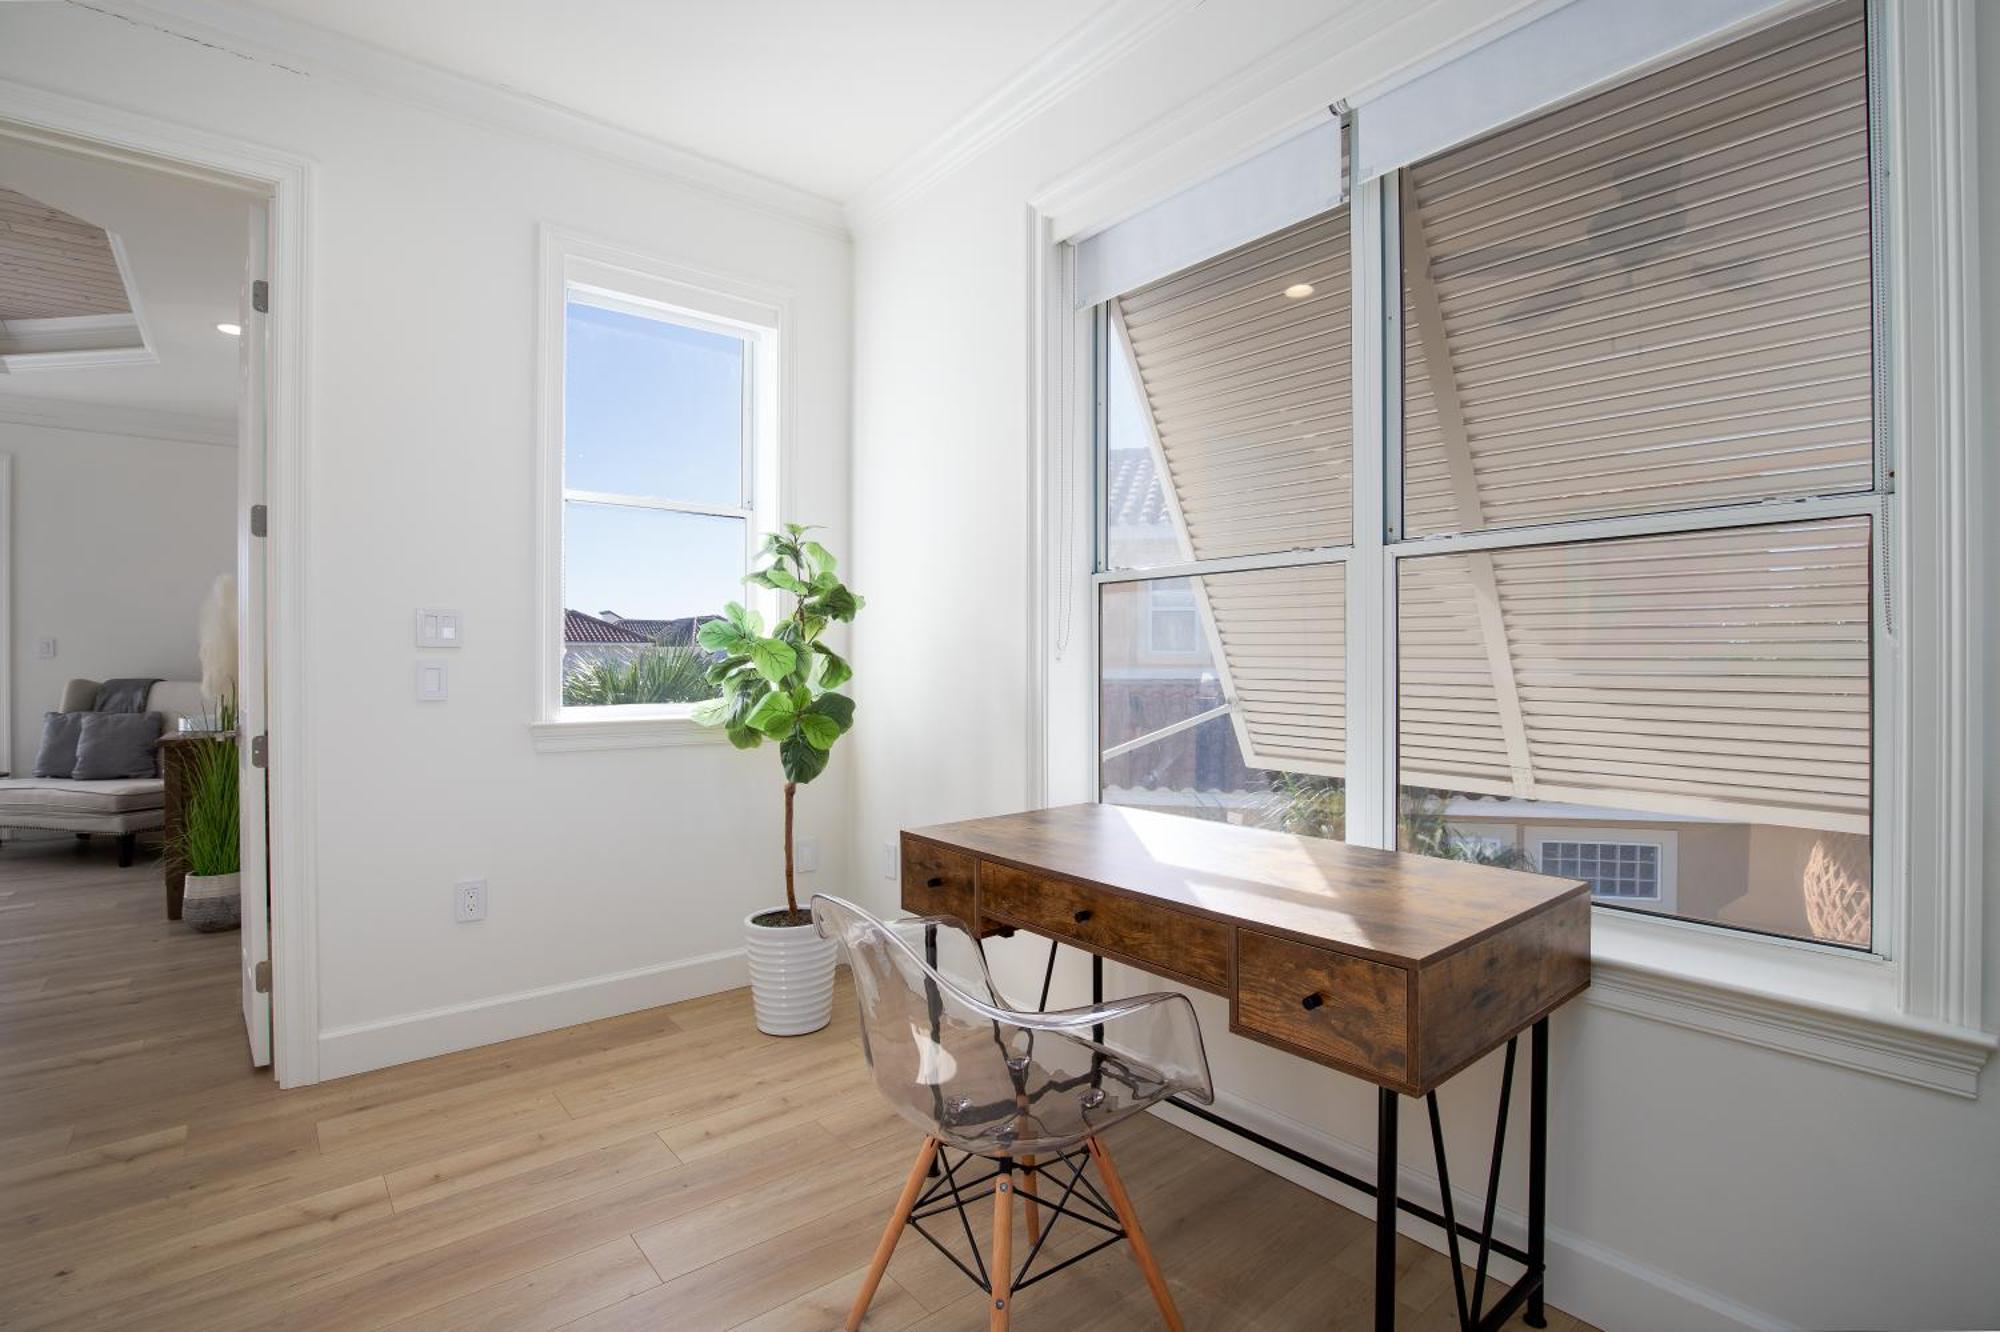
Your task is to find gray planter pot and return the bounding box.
[183,871,241,933]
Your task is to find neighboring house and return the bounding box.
[594,610,720,649]
[563,608,651,677]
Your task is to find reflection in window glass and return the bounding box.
[1397,518,1871,946]
[1109,207,1353,564]
[1400,0,1873,536]
[1101,568,1344,838]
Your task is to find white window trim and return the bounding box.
[532,225,791,753]
[1528,827,1678,915]
[1026,0,1993,1096]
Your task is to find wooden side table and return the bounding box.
[159,732,235,920]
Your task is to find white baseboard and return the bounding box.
[316,947,749,1080]
[1151,1091,1794,1332]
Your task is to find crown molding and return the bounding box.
[845,0,1208,232]
[0,392,236,447]
[76,0,849,238]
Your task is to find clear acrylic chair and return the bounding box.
[811,894,1213,1331]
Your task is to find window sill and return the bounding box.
[529,714,731,753]
[1586,909,1996,1098]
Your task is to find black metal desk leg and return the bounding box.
[1376,1088,1399,1332]
[1526,1017,1550,1327]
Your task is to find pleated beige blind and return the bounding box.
[1399,517,1871,833]
[1402,0,1872,536]
[1117,207,1352,559]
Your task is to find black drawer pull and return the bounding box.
[925,876,944,888]
[1300,993,1325,1012]
[1073,909,1094,924]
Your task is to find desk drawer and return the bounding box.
[1234,929,1409,1083]
[979,861,1229,992]
[901,836,976,926]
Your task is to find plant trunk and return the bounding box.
[783,779,798,919]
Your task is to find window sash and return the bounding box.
[1082,2,1892,960]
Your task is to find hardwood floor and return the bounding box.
[0,840,1599,1330]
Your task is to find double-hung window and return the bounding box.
[1087,0,1883,950]
[537,234,782,737]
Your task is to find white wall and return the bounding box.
[0,4,853,1077]
[1,419,235,777]
[849,2,2000,1329]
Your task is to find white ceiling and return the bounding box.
[0,135,251,431]
[224,0,1132,203]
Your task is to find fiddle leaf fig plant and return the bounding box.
[692,524,862,922]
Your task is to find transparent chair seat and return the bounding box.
[811,894,1214,1158]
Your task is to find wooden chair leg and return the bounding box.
[1019,1154,1041,1245]
[989,1161,1015,1331]
[846,1136,938,1331]
[1086,1135,1186,1332]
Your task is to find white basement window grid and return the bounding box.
[1089,0,1880,953]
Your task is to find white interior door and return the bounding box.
[237,201,272,1069]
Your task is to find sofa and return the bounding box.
[0,678,207,866]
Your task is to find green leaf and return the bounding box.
[780,732,830,783]
[797,713,840,750]
[745,689,797,736]
[806,691,856,733]
[726,724,763,750]
[697,620,746,654]
[817,584,860,622]
[811,644,851,688]
[763,567,807,595]
[802,541,836,576]
[689,696,732,727]
[748,638,796,685]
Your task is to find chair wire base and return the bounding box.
[905,1143,1131,1295]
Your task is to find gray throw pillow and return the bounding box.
[33,711,88,778]
[72,712,164,780]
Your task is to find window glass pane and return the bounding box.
[1101,566,1344,837]
[1108,207,1352,566]
[1397,517,1871,946]
[561,502,741,707]
[564,300,745,506]
[1400,0,1872,537]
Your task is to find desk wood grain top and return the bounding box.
[906,803,1588,968]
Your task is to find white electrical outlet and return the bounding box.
[795,835,820,874]
[454,878,487,923]
[880,841,897,880]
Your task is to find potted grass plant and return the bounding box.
[174,735,241,933]
[693,524,861,1035]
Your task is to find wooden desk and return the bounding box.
[902,803,1591,1331]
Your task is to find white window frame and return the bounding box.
[1529,827,1680,915]
[532,226,787,752]
[1142,581,1201,658]
[1028,0,1993,1095]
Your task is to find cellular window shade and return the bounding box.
[1117,207,1352,559]
[1399,517,1871,833]
[1401,0,1873,537]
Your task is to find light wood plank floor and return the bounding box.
[0,840,1599,1330]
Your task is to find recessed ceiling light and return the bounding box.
[215,322,242,336]
[1283,283,1315,300]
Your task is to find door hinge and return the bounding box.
[250,503,267,538]
[254,960,271,993]
[250,734,269,768]
[251,279,269,314]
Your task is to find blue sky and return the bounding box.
[563,301,749,621]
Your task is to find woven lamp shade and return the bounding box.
[1803,833,1871,946]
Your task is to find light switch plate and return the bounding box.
[34,637,57,660]
[416,660,448,702]
[416,609,463,649]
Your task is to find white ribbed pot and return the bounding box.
[744,910,837,1036]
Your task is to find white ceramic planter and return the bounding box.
[183,871,241,933]
[744,909,837,1036]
